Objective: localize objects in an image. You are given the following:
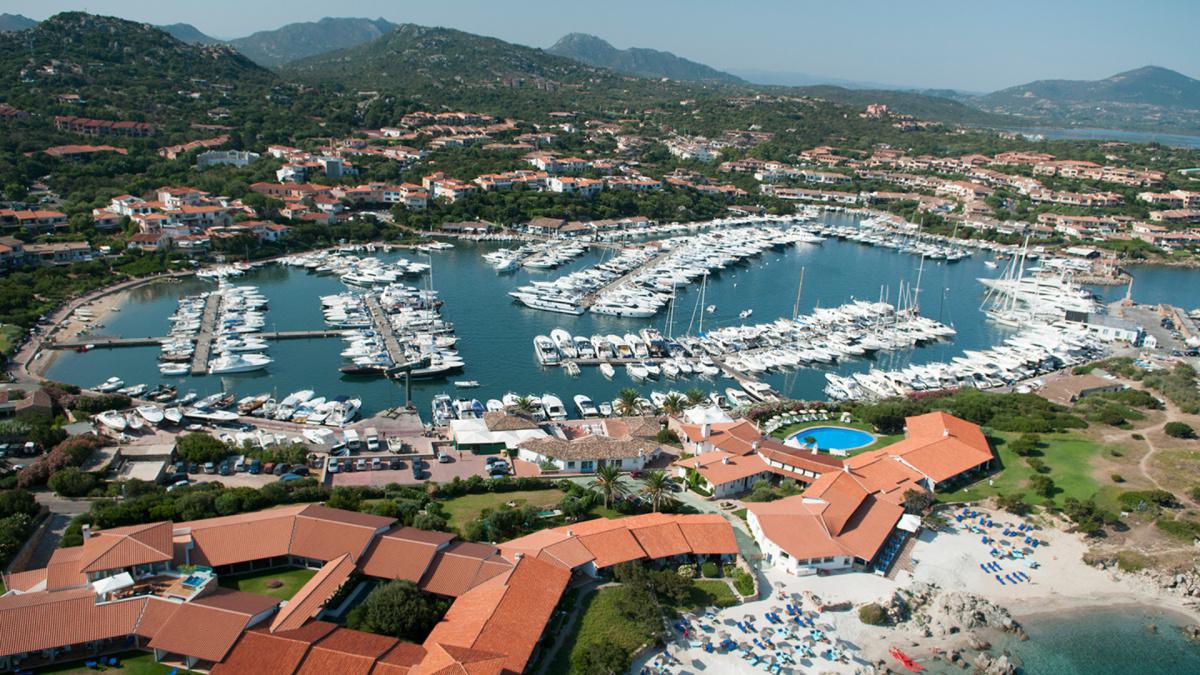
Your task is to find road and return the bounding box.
[26,493,92,568]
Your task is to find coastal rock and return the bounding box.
[913,590,1019,637]
[966,633,991,650]
[1184,624,1200,642]
[971,653,1016,675]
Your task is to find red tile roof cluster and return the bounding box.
[270,553,355,633]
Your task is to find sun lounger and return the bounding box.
[995,574,1006,585]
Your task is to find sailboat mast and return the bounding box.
[791,267,806,321]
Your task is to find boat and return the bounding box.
[208,353,273,374]
[486,399,504,412]
[431,393,454,426]
[599,363,615,379]
[163,408,183,425]
[95,377,124,393]
[541,394,568,421]
[533,335,560,365]
[184,409,239,423]
[739,309,753,319]
[236,394,270,415]
[327,398,362,427]
[454,380,481,388]
[126,414,144,431]
[136,405,164,425]
[564,362,581,377]
[574,394,599,418]
[159,363,189,376]
[724,387,754,407]
[626,363,649,381]
[96,410,127,431]
[597,401,613,417]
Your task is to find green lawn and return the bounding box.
[0,323,22,356]
[37,650,194,674]
[937,432,1104,507]
[686,579,739,609]
[439,488,566,529]
[548,586,659,674]
[772,420,903,456]
[217,567,317,600]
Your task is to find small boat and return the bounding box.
[163,408,183,425]
[984,260,999,269]
[95,377,124,393]
[160,363,189,376]
[738,309,753,320]
[126,414,145,432]
[564,362,581,377]
[725,387,753,407]
[597,401,613,417]
[96,410,127,431]
[454,380,481,388]
[626,363,649,381]
[136,405,165,425]
[705,304,716,314]
[486,399,504,412]
[574,394,599,418]
[541,393,568,421]
[599,363,615,379]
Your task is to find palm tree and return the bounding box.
[513,395,536,414]
[589,463,629,509]
[615,388,642,417]
[685,388,706,407]
[661,393,686,416]
[640,470,672,512]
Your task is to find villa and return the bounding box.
[517,416,664,473]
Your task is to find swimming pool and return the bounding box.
[787,426,875,451]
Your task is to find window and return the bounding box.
[567,461,575,469]
[581,461,595,472]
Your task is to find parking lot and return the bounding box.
[329,449,509,487]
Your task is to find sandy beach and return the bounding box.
[26,287,134,379]
[638,507,1199,674]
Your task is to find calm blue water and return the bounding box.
[45,211,1200,421]
[786,426,875,450]
[982,607,1200,675]
[1005,127,1200,149]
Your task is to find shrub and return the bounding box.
[574,641,631,675]
[1155,517,1200,542]
[1029,474,1056,498]
[1164,422,1196,439]
[1118,489,1176,511]
[1110,473,1125,483]
[175,433,232,463]
[996,493,1029,515]
[858,603,887,626]
[346,580,448,641]
[1026,457,1049,474]
[1191,486,1200,502]
[1115,550,1149,572]
[676,563,696,579]
[732,569,754,596]
[47,467,97,497]
[701,561,721,578]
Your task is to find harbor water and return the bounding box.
[46,213,1200,421]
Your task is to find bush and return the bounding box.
[1118,489,1176,511]
[858,603,887,626]
[1131,433,1144,441]
[676,563,696,579]
[1155,517,1200,542]
[574,641,631,675]
[48,467,97,497]
[996,493,1029,515]
[175,433,232,463]
[1029,474,1056,498]
[1026,458,1049,474]
[346,580,448,641]
[1110,473,1125,483]
[732,569,754,597]
[701,561,721,578]
[1164,422,1196,439]
[1115,550,1150,572]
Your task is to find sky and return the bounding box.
[7,0,1198,91]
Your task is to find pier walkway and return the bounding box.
[578,249,675,308]
[190,294,222,375]
[363,294,406,365]
[50,329,346,350]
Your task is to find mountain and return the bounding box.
[967,66,1200,134]
[0,12,275,117]
[229,17,398,68]
[732,68,916,91]
[0,13,37,32]
[547,33,741,84]
[158,23,221,45]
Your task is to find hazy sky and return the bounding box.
[8,0,1197,91]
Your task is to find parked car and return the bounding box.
[388,458,403,470]
[203,462,216,475]
[437,452,452,464]
[291,466,309,477]
[248,459,261,475]
[218,461,232,476]
[278,473,302,482]
[327,458,340,474]
[262,462,276,475]
[371,457,382,470]
[167,479,190,492]
[186,462,199,474]
[273,463,290,476]
[355,458,367,471]
[485,456,505,466]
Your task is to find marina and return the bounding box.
[44,211,1200,422]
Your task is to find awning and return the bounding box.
[897,514,922,533]
[92,571,134,595]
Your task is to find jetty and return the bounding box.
[50,329,347,351]
[190,294,223,375]
[578,248,675,308]
[363,294,407,366]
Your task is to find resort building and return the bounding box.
[448,411,548,454]
[0,504,737,673]
[517,416,664,473]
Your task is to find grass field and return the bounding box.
[38,651,194,674]
[217,567,317,600]
[937,432,1104,507]
[439,488,565,529]
[548,586,659,674]
[685,580,740,609]
[0,323,22,356]
[772,420,903,456]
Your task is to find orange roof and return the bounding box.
[182,505,305,567]
[213,622,338,675]
[359,526,454,582]
[370,642,427,675]
[296,628,397,675]
[847,412,992,484]
[0,589,148,657]
[678,419,761,455]
[79,521,174,573]
[45,546,88,590]
[417,642,507,675]
[271,553,355,633]
[420,543,513,598]
[424,556,569,674]
[674,451,771,487]
[2,568,46,593]
[676,515,740,555]
[148,589,279,662]
[538,536,596,569]
[133,597,180,639]
[578,528,646,568]
[629,522,692,559]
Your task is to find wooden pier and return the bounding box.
[190,294,223,375]
[578,249,675,308]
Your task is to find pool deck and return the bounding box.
[784,425,877,453]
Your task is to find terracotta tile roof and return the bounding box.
[675,515,740,555]
[359,526,453,582]
[0,591,149,658]
[629,522,692,559]
[3,568,46,593]
[182,507,304,567]
[482,411,540,431]
[674,451,772,487]
[45,546,88,590]
[678,419,761,455]
[298,504,397,529]
[271,553,355,633]
[846,412,992,484]
[149,589,278,662]
[134,597,182,639]
[79,521,174,573]
[424,556,569,674]
[370,642,427,675]
[747,484,903,562]
[754,438,844,475]
[296,628,397,675]
[537,536,596,569]
[418,643,507,675]
[290,515,379,562]
[578,528,646,568]
[420,542,512,598]
[212,622,338,675]
[521,433,659,462]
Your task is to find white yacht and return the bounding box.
[574,395,599,418]
[540,394,568,421]
[208,353,273,374]
[136,405,164,425]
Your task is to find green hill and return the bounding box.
[789,85,1012,126]
[0,13,36,33]
[230,17,399,68]
[158,23,222,45]
[547,33,743,84]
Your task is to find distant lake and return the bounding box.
[1005,127,1200,149]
